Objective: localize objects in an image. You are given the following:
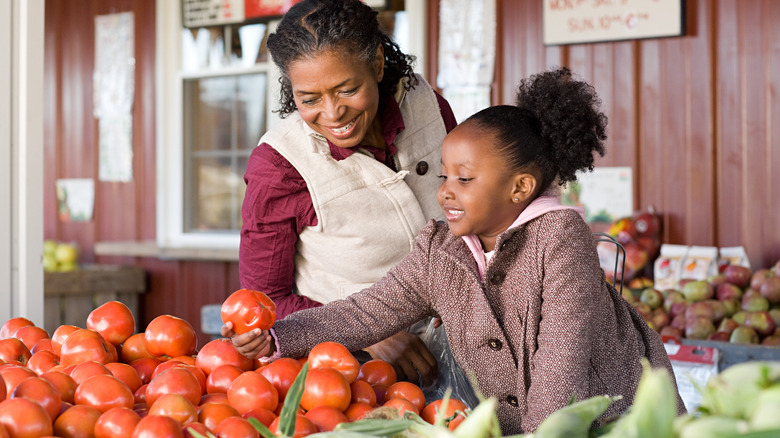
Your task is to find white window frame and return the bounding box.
[155,1,427,250]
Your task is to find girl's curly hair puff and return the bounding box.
[266,0,417,117]
[465,67,607,193]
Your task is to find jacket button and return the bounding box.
[488,272,505,285]
[415,161,429,175]
[506,395,519,406]
[500,240,510,250]
[488,339,502,350]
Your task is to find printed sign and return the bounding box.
[543,0,685,45]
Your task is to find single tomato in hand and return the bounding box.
[220,289,276,334]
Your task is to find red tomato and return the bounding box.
[269,414,318,438]
[421,398,469,430]
[87,301,136,346]
[94,406,142,438]
[304,405,349,432]
[70,360,113,385]
[75,374,135,413]
[144,315,197,358]
[300,367,351,412]
[383,397,419,416]
[131,414,185,438]
[0,374,4,402]
[10,376,61,420]
[105,362,143,394]
[241,407,276,427]
[51,324,80,357]
[12,325,49,351]
[226,371,279,415]
[54,404,102,437]
[0,365,36,395]
[182,421,209,438]
[343,402,374,422]
[129,357,163,385]
[357,359,397,387]
[350,379,377,406]
[30,338,54,355]
[214,415,260,438]
[308,342,360,384]
[0,338,32,366]
[154,362,206,395]
[59,328,114,366]
[146,367,202,407]
[0,317,34,340]
[258,357,302,401]
[196,338,254,376]
[40,370,77,404]
[196,401,239,432]
[0,397,53,437]
[220,289,277,334]
[200,392,229,405]
[206,364,244,394]
[385,381,426,413]
[134,384,148,405]
[27,349,60,375]
[170,355,197,367]
[149,393,198,425]
[372,384,389,405]
[121,333,156,363]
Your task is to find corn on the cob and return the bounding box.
[533,394,619,438]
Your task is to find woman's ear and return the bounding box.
[511,174,538,203]
[374,44,385,82]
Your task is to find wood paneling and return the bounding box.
[43,0,780,343]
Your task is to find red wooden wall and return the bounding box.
[45,0,780,347]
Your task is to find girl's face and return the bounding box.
[437,123,526,252]
[288,48,383,149]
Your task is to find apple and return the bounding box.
[54,243,79,265]
[723,265,752,289]
[750,268,773,291]
[707,273,726,288]
[708,300,727,323]
[716,283,743,302]
[732,311,748,325]
[759,276,780,304]
[631,301,652,320]
[670,314,687,331]
[685,301,715,321]
[717,318,740,334]
[628,277,654,290]
[721,298,739,317]
[640,288,664,310]
[769,308,780,328]
[633,212,660,238]
[664,290,686,313]
[43,239,58,257]
[708,331,731,342]
[681,280,714,302]
[651,308,670,330]
[659,326,683,339]
[761,335,780,346]
[729,326,759,344]
[742,294,770,312]
[685,316,716,340]
[743,311,777,337]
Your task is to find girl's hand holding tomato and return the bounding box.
[220,289,276,334]
[220,323,275,360]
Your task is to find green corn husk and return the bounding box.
[748,384,780,431]
[676,415,749,438]
[533,394,620,438]
[452,397,501,438]
[600,359,677,438]
[699,361,780,420]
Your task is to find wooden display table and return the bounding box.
[43,264,146,335]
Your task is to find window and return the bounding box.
[156,1,427,250]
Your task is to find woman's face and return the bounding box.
[437,123,523,251]
[288,48,383,149]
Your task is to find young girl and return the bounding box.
[225,67,685,434]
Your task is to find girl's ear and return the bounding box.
[511,173,538,203]
[374,44,385,82]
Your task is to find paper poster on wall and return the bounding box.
[56,179,95,222]
[94,12,135,182]
[561,166,633,231]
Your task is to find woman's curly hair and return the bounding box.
[465,67,607,193]
[266,0,417,117]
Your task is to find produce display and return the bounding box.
[42,239,80,273]
[0,291,478,438]
[622,259,780,346]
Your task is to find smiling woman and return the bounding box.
[236,0,458,387]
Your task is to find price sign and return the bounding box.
[543,0,685,45]
[183,0,245,27]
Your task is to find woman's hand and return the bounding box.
[220,321,276,360]
[363,332,438,388]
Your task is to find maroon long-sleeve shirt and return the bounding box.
[239,91,457,319]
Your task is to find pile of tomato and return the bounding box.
[0,297,468,438]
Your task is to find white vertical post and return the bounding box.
[1,0,45,326]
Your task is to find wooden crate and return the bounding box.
[44,264,147,335]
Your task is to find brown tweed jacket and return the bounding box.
[273,209,685,434]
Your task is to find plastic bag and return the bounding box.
[416,318,480,409]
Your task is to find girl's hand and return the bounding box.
[220,321,276,359]
[363,331,438,388]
